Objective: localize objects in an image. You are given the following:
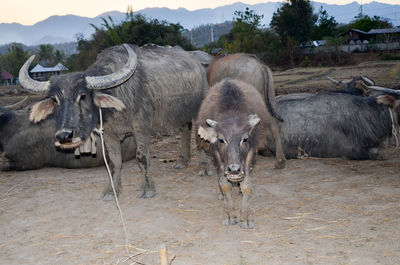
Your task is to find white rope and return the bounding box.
[97,107,130,254]
[388,108,399,149]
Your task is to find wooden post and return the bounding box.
[159,244,168,265]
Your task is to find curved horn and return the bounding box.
[86,44,138,90]
[4,96,28,110]
[327,76,339,85]
[360,75,375,86]
[19,55,50,93]
[364,85,400,96]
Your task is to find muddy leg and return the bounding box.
[219,176,237,226]
[173,123,191,169]
[102,135,122,201]
[198,149,213,176]
[270,118,286,169]
[239,176,254,229]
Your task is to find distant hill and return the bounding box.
[0,1,399,45]
[0,42,77,56]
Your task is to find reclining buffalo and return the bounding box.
[19,43,208,200]
[267,77,400,159]
[0,106,136,171]
[195,78,271,229]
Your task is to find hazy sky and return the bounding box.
[2,0,399,25]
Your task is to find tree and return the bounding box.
[312,6,338,40]
[37,44,55,66]
[54,50,66,64]
[350,14,392,32]
[270,0,318,45]
[0,43,30,77]
[73,12,193,70]
[234,7,264,29]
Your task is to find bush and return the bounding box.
[380,53,400,61]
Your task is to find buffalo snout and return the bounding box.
[227,163,241,174]
[55,129,74,143]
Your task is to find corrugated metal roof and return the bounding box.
[351,29,368,34]
[368,28,400,34]
[30,63,69,73]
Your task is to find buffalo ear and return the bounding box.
[94,93,126,111]
[29,98,54,123]
[198,126,217,144]
[206,119,218,128]
[248,114,261,128]
[377,95,400,109]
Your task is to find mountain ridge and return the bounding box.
[0,1,398,45]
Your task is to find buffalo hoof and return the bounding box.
[102,193,116,201]
[101,187,121,201]
[223,217,238,226]
[136,186,156,198]
[275,159,286,169]
[198,169,214,177]
[239,220,255,229]
[368,148,384,160]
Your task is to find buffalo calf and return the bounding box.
[195,78,271,229]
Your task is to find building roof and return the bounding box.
[341,28,400,36]
[368,28,400,34]
[339,28,368,36]
[30,63,68,73]
[1,70,13,80]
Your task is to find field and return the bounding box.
[1,60,400,265]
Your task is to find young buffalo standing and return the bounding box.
[195,78,271,229]
[207,53,286,170]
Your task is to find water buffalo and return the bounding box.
[19,43,208,200]
[188,50,214,70]
[267,87,400,159]
[195,78,271,229]
[203,53,285,170]
[0,107,136,170]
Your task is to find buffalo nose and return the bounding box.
[55,129,73,142]
[228,164,241,174]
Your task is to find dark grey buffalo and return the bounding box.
[0,107,136,170]
[205,53,286,169]
[195,78,271,229]
[19,44,208,200]
[267,87,400,159]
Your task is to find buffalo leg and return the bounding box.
[102,135,123,201]
[198,149,213,176]
[270,118,286,169]
[219,176,237,226]
[239,176,254,229]
[135,133,156,198]
[173,123,191,169]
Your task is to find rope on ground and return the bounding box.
[97,107,130,255]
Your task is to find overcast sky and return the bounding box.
[3,0,399,25]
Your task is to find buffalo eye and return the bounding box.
[218,138,226,144]
[241,137,249,146]
[76,93,87,103]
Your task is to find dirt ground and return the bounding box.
[1,60,400,265]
